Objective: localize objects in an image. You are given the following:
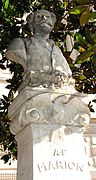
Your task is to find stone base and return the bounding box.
[8,86,91,180]
[16,124,91,180]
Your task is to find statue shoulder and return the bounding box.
[49,39,63,55]
[6,38,27,71]
[7,38,25,51]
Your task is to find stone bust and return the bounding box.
[6,9,72,88]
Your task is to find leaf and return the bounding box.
[92,54,96,68]
[6,79,12,83]
[75,33,85,44]
[63,2,68,9]
[89,107,95,112]
[29,0,32,3]
[94,32,96,43]
[69,5,86,15]
[1,154,10,163]
[4,0,9,9]
[92,99,96,103]
[80,9,91,26]
[2,95,9,102]
[79,47,85,52]
[1,99,6,106]
[90,12,96,20]
[5,84,12,89]
[91,44,96,51]
[0,64,6,70]
[76,50,93,63]
[75,0,93,5]
[79,75,86,80]
[85,28,94,44]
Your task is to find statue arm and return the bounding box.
[6,38,27,71]
[52,44,72,77]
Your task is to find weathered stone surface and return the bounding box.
[8,87,91,180]
[33,127,91,180]
[6,10,72,89]
[19,93,90,131]
[15,123,91,180]
[7,9,91,180]
[9,88,90,135]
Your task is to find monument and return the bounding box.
[6,10,92,180]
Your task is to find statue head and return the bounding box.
[27,9,56,34]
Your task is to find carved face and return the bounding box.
[33,10,56,33]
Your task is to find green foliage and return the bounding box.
[76,50,93,63]
[0,0,96,162]
[69,5,87,15]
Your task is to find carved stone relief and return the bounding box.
[15,93,90,133]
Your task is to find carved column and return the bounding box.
[9,86,92,180]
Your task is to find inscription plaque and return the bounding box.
[33,127,91,180]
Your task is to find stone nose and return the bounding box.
[42,15,47,20]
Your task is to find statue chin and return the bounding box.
[43,26,53,33]
[35,23,53,34]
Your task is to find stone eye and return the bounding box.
[42,15,45,18]
[46,15,50,18]
[36,14,41,19]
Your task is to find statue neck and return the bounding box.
[33,32,49,41]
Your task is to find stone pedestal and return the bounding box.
[9,86,92,180]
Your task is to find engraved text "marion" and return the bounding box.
[37,161,84,173]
